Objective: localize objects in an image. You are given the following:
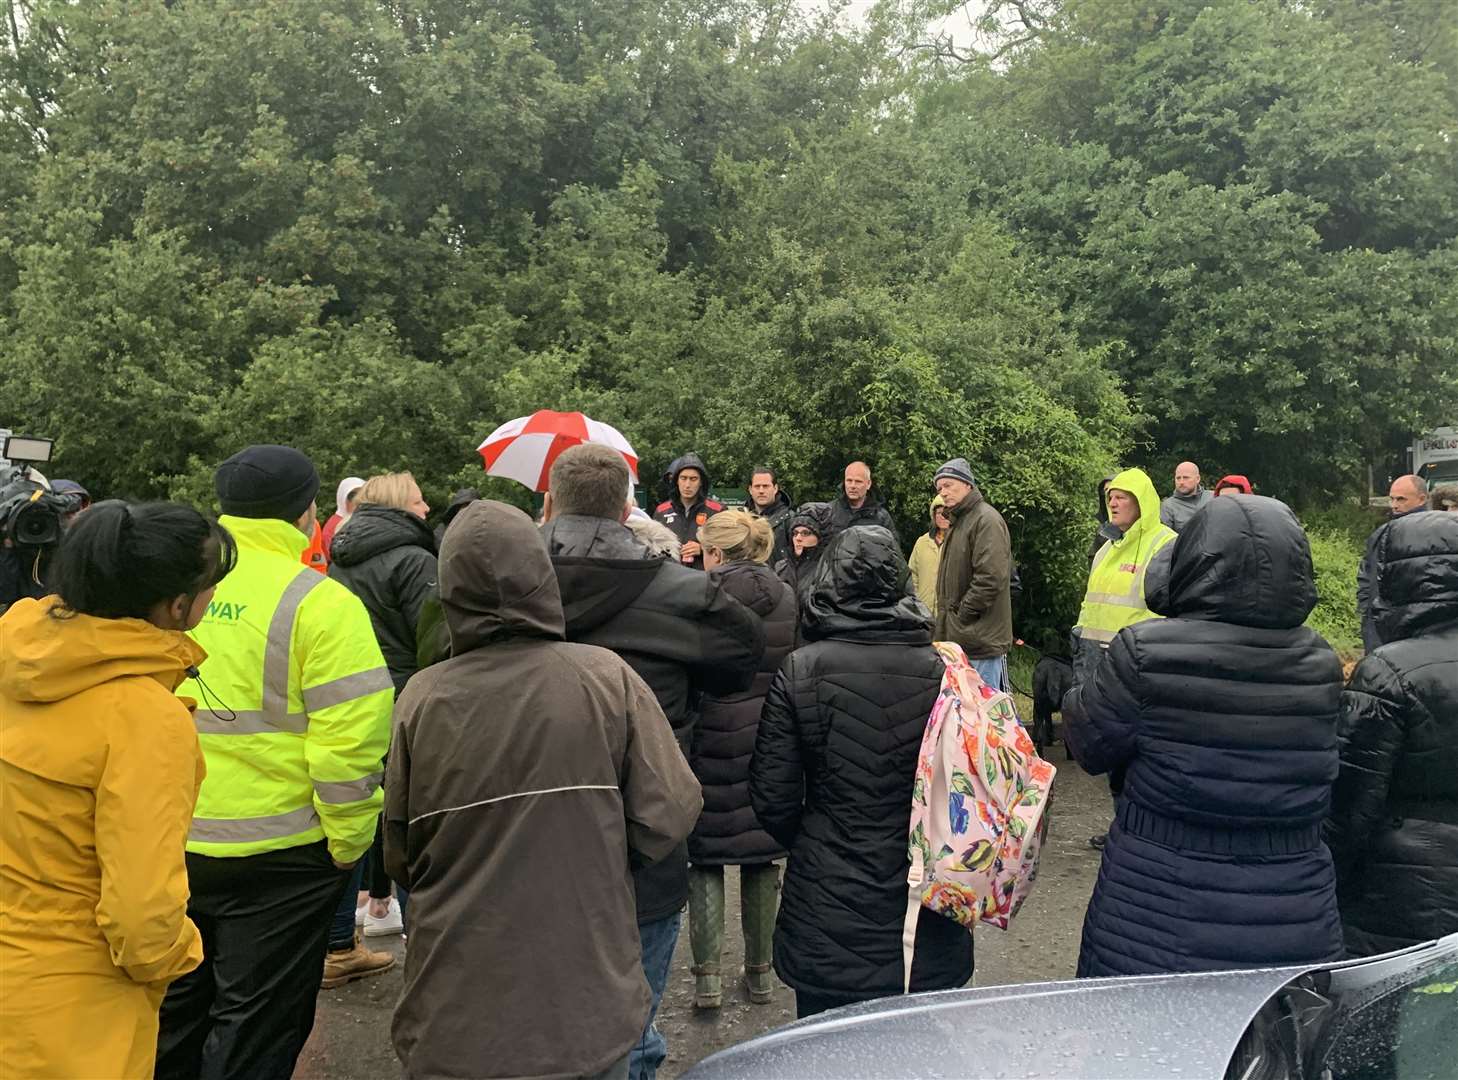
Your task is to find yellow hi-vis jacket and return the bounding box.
[1076,468,1178,645]
[179,515,393,863]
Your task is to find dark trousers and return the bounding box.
[156,840,348,1080]
[794,989,878,1020]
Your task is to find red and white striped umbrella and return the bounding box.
[477,410,639,493]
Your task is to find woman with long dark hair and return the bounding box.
[0,501,235,1078]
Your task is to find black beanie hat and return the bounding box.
[215,445,321,522]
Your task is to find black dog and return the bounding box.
[1031,653,1074,757]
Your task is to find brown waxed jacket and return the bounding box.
[384,501,702,1080]
[932,490,1014,659]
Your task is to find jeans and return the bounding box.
[328,861,366,951]
[969,654,1007,692]
[627,912,682,1080]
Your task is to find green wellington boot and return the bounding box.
[741,863,780,1004]
[689,866,726,1009]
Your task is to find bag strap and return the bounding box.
[903,852,922,995]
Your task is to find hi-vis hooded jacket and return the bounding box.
[1076,468,1178,646]
[180,515,393,863]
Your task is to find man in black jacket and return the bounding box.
[1356,474,1427,652]
[747,466,794,565]
[653,452,723,569]
[829,460,899,545]
[542,443,764,1080]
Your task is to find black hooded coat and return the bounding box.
[1325,512,1458,956]
[774,502,833,605]
[540,514,765,922]
[328,505,438,695]
[749,526,972,998]
[653,453,723,569]
[1064,495,1345,977]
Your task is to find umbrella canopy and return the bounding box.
[477,410,639,493]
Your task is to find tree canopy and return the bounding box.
[3,0,1455,631]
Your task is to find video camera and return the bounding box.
[0,436,79,548]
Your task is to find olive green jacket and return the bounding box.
[932,491,1013,659]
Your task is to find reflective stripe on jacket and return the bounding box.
[1077,468,1177,645]
[180,515,393,862]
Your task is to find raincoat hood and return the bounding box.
[438,500,565,653]
[441,488,480,530]
[0,595,204,707]
[802,525,931,641]
[663,453,711,502]
[1095,474,1115,525]
[335,476,365,518]
[1372,511,1458,644]
[1106,468,1163,548]
[329,505,437,568]
[927,494,947,538]
[1214,475,1254,495]
[1148,495,1316,628]
[789,502,834,544]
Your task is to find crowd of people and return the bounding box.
[0,441,1454,1080]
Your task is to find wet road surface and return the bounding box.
[295,746,1109,1079]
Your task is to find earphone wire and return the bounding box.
[188,666,237,722]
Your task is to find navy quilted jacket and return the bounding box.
[749,526,972,997]
[1064,495,1345,977]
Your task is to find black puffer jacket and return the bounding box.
[541,514,765,921]
[328,506,438,695]
[689,561,797,866]
[1326,512,1458,957]
[750,526,973,997]
[1065,495,1345,977]
[774,502,832,605]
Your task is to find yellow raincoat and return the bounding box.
[0,596,206,1079]
[908,495,947,614]
[1076,467,1177,644]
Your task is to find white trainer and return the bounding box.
[363,896,405,937]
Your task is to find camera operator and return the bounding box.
[0,437,82,614]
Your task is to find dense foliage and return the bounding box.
[3,0,1454,634]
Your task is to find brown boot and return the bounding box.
[322,930,395,989]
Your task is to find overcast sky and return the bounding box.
[798,0,984,46]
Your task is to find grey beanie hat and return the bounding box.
[933,457,976,488]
